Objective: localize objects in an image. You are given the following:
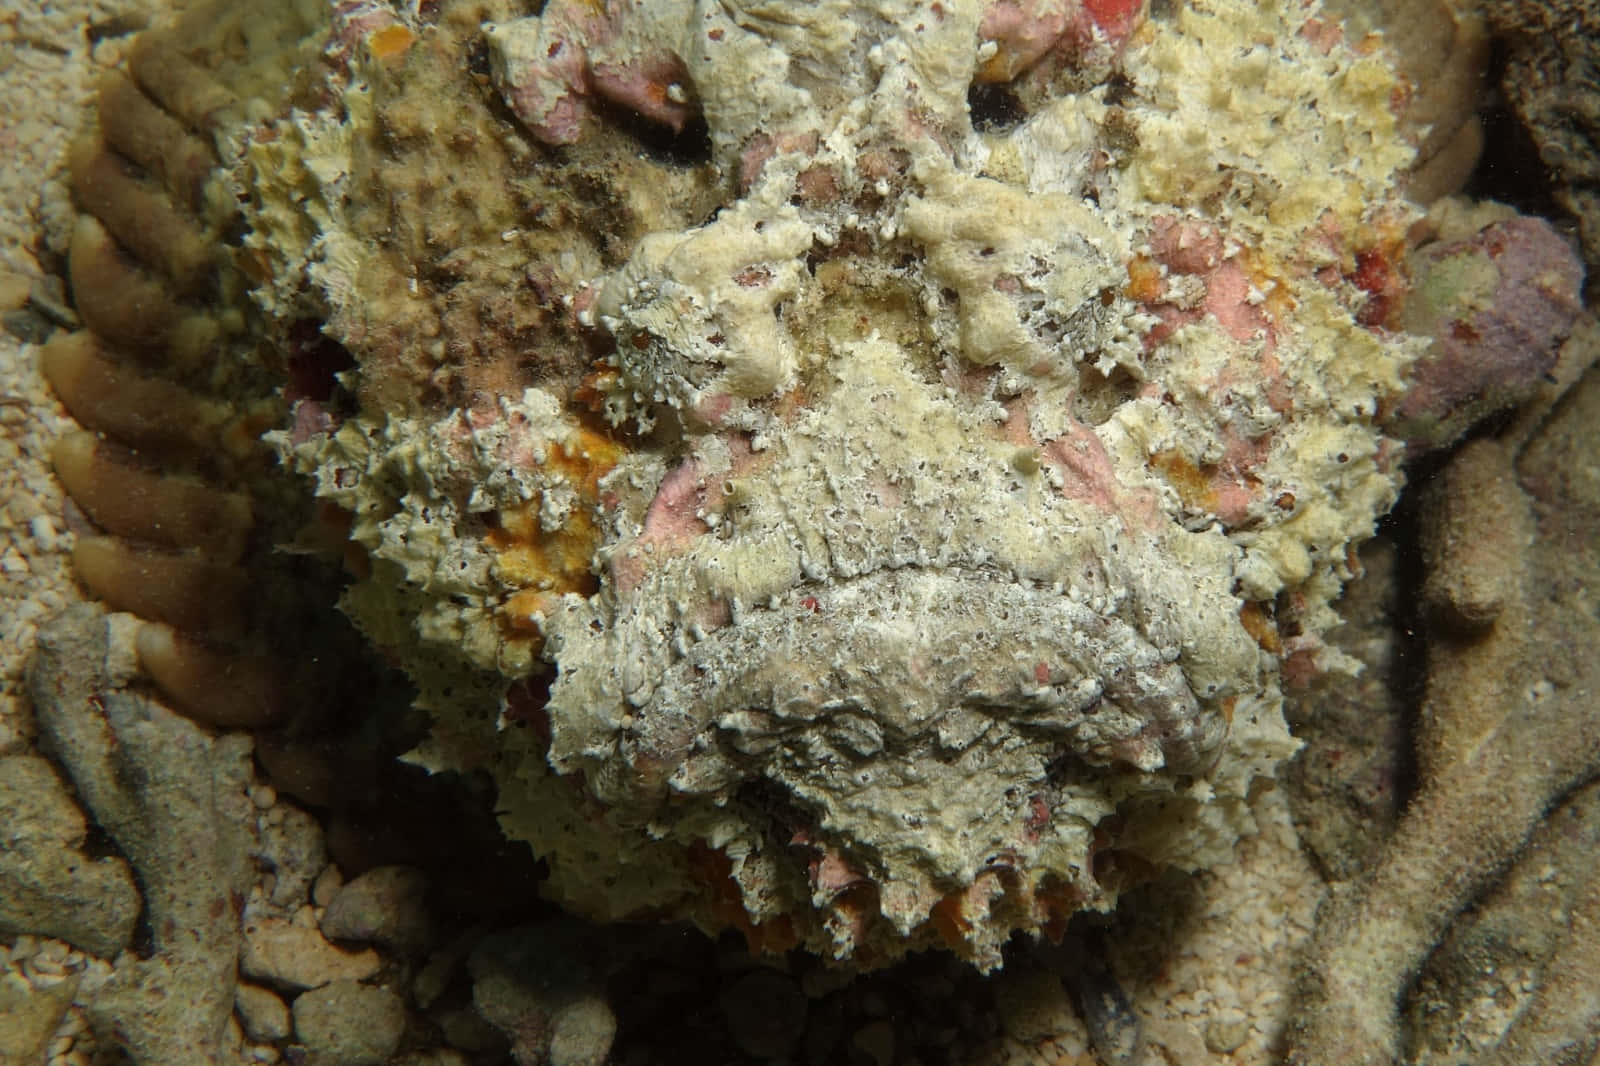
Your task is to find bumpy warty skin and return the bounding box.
[258,0,1429,967]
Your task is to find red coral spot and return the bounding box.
[503,678,553,746]
[1349,247,1400,328]
[1024,794,1051,832]
[1084,0,1144,42]
[734,265,774,287]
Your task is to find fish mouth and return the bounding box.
[546,563,1231,818]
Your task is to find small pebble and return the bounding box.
[29,514,58,552]
[26,276,77,329]
[259,803,329,908]
[240,916,382,991]
[321,865,432,956]
[312,863,344,908]
[1204,1011,1251,1054]
[235,981,292,1042]
[292,980,406,1066]
[548,994,617,1066]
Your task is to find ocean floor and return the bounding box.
[1,2,1597,1065]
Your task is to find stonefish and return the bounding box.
[49,0,1570,970]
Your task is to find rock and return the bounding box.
[292,979,406,1066]
[235,981,292,1042]
[1395,214,1585,450]
[548,994,617,1066]
[1484,0,1600,276]
[3,309,54,344]
[0,269,30,311]
[26,274,78,329]
[720,970,807,1060]
[0,971,80,1063]
[320,865,431,956]
[30,606,256,1066]
[241,916,382,991]
[468,923,620,1066]
[312,864,344,908]
[257,802,329,909]
[0,754,140,958]
[1204,1011,1251,1054]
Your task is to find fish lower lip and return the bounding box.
[548,565,1229,812]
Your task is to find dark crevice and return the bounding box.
[590,95,713,168]
[1463,42,1564,221]
[968,82,1026,132]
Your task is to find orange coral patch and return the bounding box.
[1238,601,1282,654]
[1151,448,1217,513]
[929,889,973,946]
[367,24,415,61]
[1124,253,1163,303]
[486,427,625,648]
[928,872,1007,951]
[686,842,800,956]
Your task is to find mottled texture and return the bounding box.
[291,979,408,1066]
[319,864,433,956]
[29,606,256,1066]
[0,753,140,958]
[1485,0,1600,285]
[1285,320,1600,1066]
[244,0,1484,968]
[30,0,1586,981]
[1405,780,1600,1066]
[1395,214,1584,450]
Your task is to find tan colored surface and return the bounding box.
[0,4,1327,1062]
[0,1,158,756]
[4,3,1593,1066]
